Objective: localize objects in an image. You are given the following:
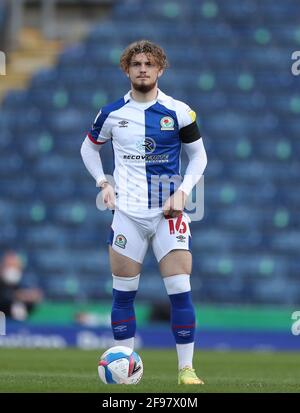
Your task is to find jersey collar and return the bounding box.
[124,88,168,104]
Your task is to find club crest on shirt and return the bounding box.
[114,234,127,249]
[160,116,174,130]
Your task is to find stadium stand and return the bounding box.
[0,0,299,304]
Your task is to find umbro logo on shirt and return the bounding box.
[118,120,128,128]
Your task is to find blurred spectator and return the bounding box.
[0,251,43,321]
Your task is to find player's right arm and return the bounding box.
[80,109,115,209]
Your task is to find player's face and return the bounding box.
[127,53,163,93]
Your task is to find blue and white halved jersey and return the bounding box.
[87,89,201,218]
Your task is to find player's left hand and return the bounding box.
[163,189,187,218]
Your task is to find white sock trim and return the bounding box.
[163,274,191,295]
[176,342,194,370]
[112,273,140,291]
[114,337,135,350]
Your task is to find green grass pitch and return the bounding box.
[0,348,300,393]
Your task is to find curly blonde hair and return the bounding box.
[120,40,169,72]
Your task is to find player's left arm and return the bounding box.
[178,138,207,196]
[177,104,207,196]
[163,105,207,217]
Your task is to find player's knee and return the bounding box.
[112,274,140,292]
[164,274,192,295]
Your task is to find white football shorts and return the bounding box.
[107,209,192,263]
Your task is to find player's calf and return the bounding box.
[111,274,140,349]
[163,274,196,366]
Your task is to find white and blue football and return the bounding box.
[98,346,143,385]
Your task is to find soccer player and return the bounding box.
[81,40,207,384]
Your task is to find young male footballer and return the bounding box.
[81,40,207,384]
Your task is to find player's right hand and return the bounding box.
[101,183,115,210]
